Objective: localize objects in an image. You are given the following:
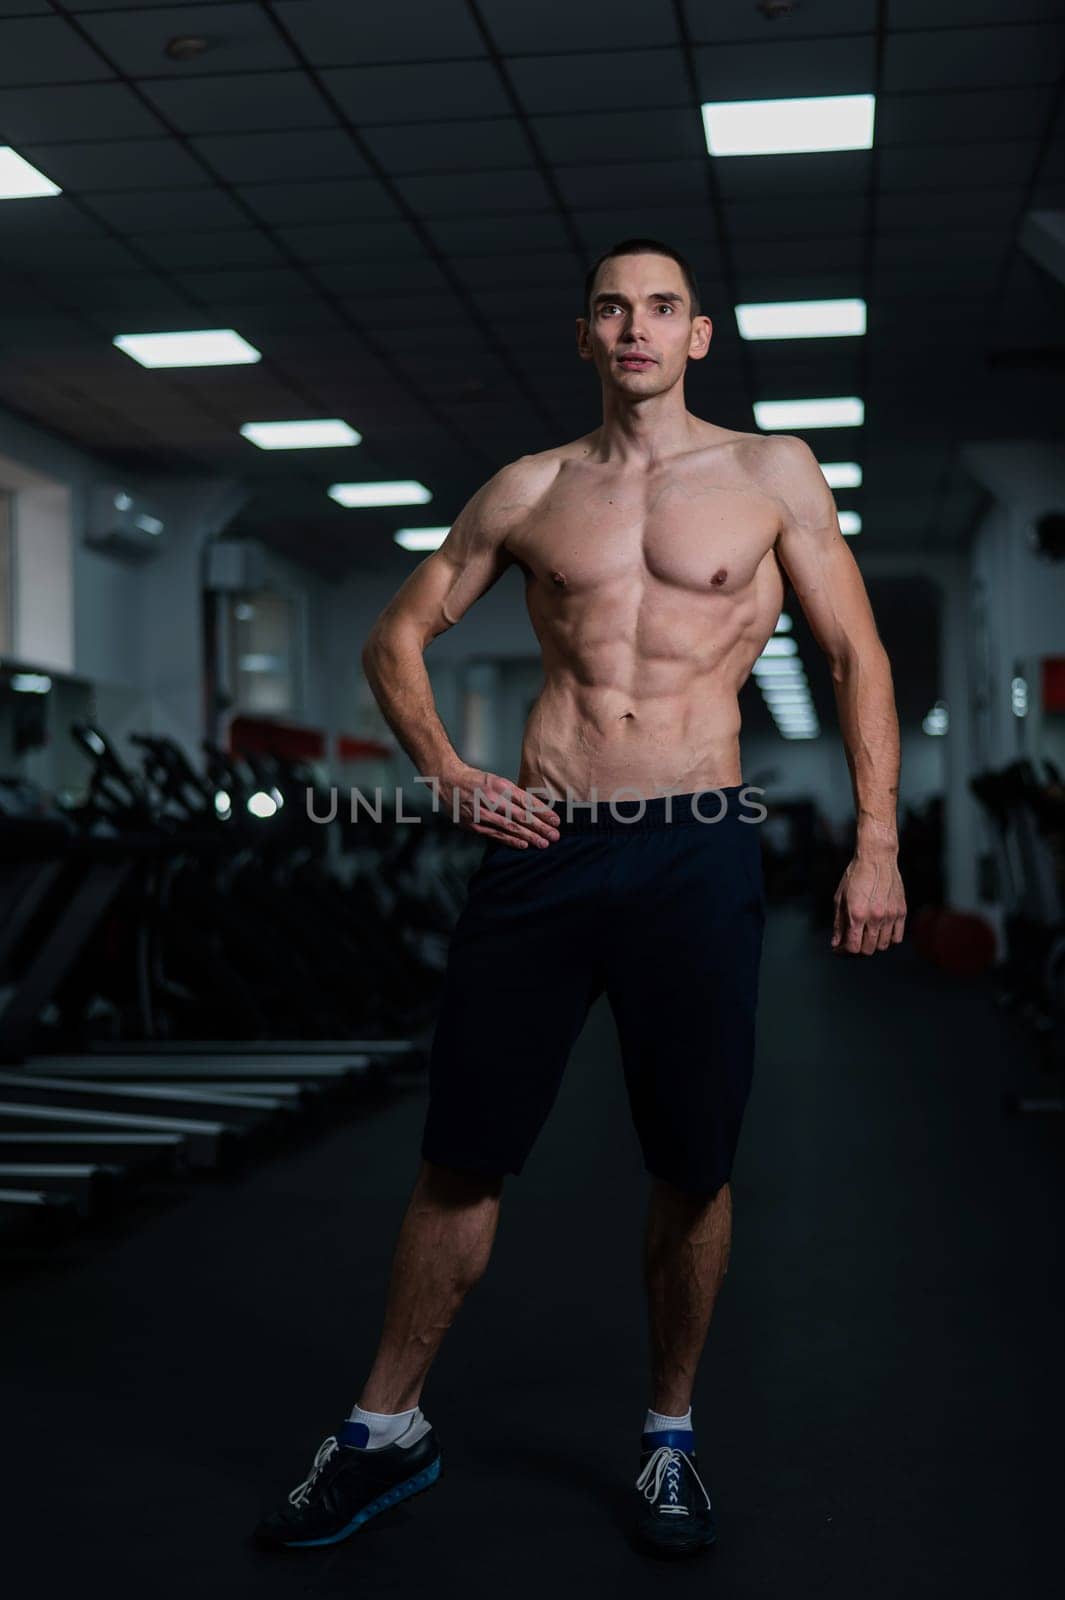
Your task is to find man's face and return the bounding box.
[577,252,712,393]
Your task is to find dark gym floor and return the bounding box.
[2,906,1062,1599]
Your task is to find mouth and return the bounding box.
[617,355,656,371]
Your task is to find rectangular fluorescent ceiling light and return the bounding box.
[754,397,864,430]
[762,688,813,702]
[781,729,819,739]
[0,146,61,198]
[820,461,862,489]
[114,329,261,367]
[702,94,875,157]
[241,420,361,450]
[759,636,798,657]
[838,510,862,536]
[753,657,807,676]
[395,527,450,551]
[736,299,866,340]
[328,481,432,508]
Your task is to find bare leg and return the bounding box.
[644,1178,733,1416]
[356,1159,504,1414]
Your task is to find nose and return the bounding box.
[621,312,650,345]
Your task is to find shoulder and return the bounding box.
[475,447,565,524]
[738,433,834,525]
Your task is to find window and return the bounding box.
[225,589,301,715]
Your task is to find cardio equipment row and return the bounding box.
[0,723,479,1247]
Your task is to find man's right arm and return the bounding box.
[361,455,561,847]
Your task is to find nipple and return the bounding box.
[710,568,728,587]
[551,570,567,588]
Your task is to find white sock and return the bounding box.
[346,1403,419,1450]
[644,1406,693,1435]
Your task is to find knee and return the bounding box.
[419,1158,505,1206]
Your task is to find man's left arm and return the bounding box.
[767,434,907,956]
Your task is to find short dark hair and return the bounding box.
[583,237,701,319]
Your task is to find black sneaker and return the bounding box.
[633,1427,716,1558]
[253,1410,442,1549]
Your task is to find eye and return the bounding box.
[656,304,674,314]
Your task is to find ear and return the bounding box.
[575,316,594,362]
[687,314,713,363]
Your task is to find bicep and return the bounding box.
[368,488,514,650]
[772,439,882,668]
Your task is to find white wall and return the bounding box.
[0,403,247,791]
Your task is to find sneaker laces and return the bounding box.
[635,1444,712,1515]
[288,1435,339,1507]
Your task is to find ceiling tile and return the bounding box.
[0,230,142,269]
[883,23,1065,92]
[190,128,369,182]
[0,15,110,85]
[310,255,451,294]
[75,3,295,76]
[395,168,553,216]
[479,0,678,52]
[0,194,103,237]
[277,217,426,262]
[362,118,530,174]
[425,212,574,254]
[684,0,878,41]
[876,85,1056,145]
[696,34,877,100]
[0,82,158,141]
[48,273,193,315]
[173,264,311,304]
[87,186,247,229]
[21,137,207,190]
[879,140,1039,189]
[133,227,287,269]
[236,177,399,225]
[355,291,472,328]
[732,233,866,277]
[272,0,487,63]
[448,251,576,289]
[140,70,333,134]
[876,188,1020,230]
[888,0,1065,26]
[575,206,716,252]
[508,49,688,115]
[533,109,704,163]
[725,193,871,239]
[556,158,706,210]
[713,150,871,199]
[323,61,511,124]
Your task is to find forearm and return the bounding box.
[361,624,464,780]
[832,642,900,856]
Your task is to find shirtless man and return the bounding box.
[254,237,906,1560]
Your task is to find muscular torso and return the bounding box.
[502,422,786,802]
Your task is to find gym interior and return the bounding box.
[1,2,1062,1595]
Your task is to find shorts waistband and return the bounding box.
[551,787,759,832]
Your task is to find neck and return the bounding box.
[594,384,696,468]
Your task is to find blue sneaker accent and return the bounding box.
[338,1420,370,1449]
[284,1457,442,1547]
[253,1419,443,1550]
[640,1427,695,1453]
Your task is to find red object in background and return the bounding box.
[1043,658,1065,713]
[336,734,394,761]
[229,716,325,761]
[912,905,997,976]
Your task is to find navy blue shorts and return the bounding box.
[421,788,766,1197]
